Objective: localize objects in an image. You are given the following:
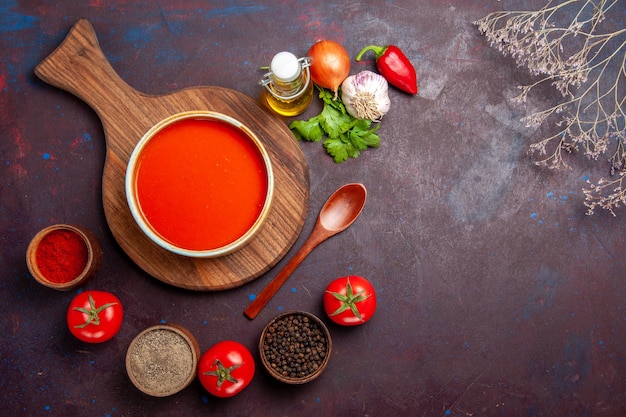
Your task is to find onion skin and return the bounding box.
[307,40,350,98]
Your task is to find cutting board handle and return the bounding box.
[35,19,144,120]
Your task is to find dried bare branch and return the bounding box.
[474,0,626,215]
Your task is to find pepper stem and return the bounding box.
[355,45,387,61]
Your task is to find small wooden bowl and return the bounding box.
[126,324,200,397]
[26,224,102,290]
[259,311,332,384]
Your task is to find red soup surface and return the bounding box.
[134,117,269,251]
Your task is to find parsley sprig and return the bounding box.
[289,88,381,163]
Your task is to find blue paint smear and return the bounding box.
[522,268,567,319]
[201,5,269,19]
[248,293,256,301]
[0,1,39,33]
[291,287,296,293]
[124,24,161,48]
[553,335,591,390]
[530,212,538,219]
[155,48,186,63]
[124,26,154,44]
[42,153,51,160]
[162,20,184,36]
[123,5,268,50]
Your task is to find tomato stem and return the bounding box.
[73,293,118,328]
[326,277,370,321]
[203,359,240,388]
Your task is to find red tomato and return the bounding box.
[198,340,255,398]
[67,290,123,343]
[323,275,376,326]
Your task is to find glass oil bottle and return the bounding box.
[260,52,314,117]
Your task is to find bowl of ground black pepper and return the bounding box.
[259,311,332,384]
[126,324,200,397]
[26,224,103,290]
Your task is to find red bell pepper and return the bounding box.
[355,45,418,95]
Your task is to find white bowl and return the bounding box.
[125,111,274,258]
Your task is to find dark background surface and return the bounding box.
[2,1,624,416]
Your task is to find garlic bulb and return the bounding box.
[341,70,390,121]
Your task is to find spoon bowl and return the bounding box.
[244,183,367,319]
[319,184,367,232]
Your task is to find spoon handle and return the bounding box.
[244,233,323,319]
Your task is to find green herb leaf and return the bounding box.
[319,104,353,138]
[323,137,351,163]
[350,121,381,149]
[320,89,347,113]
[289,86,383,163]
[289,116,324,142]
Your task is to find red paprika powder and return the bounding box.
[35,229,89,283]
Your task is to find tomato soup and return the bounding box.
[132,117,270,252]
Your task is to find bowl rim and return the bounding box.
[26,224,101,290]
[259,310,332,384]
[125,111,275,258]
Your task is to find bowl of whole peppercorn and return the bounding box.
[259,311,332,384]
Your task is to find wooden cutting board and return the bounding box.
[34,19,309,291]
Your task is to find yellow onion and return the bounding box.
[307,40,350,99]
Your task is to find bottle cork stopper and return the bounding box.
[270,52,300,83]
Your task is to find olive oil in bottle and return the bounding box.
[260,52,313,117]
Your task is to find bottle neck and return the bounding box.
[271,75,303,96]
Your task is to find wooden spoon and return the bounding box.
[244,183,367,319]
